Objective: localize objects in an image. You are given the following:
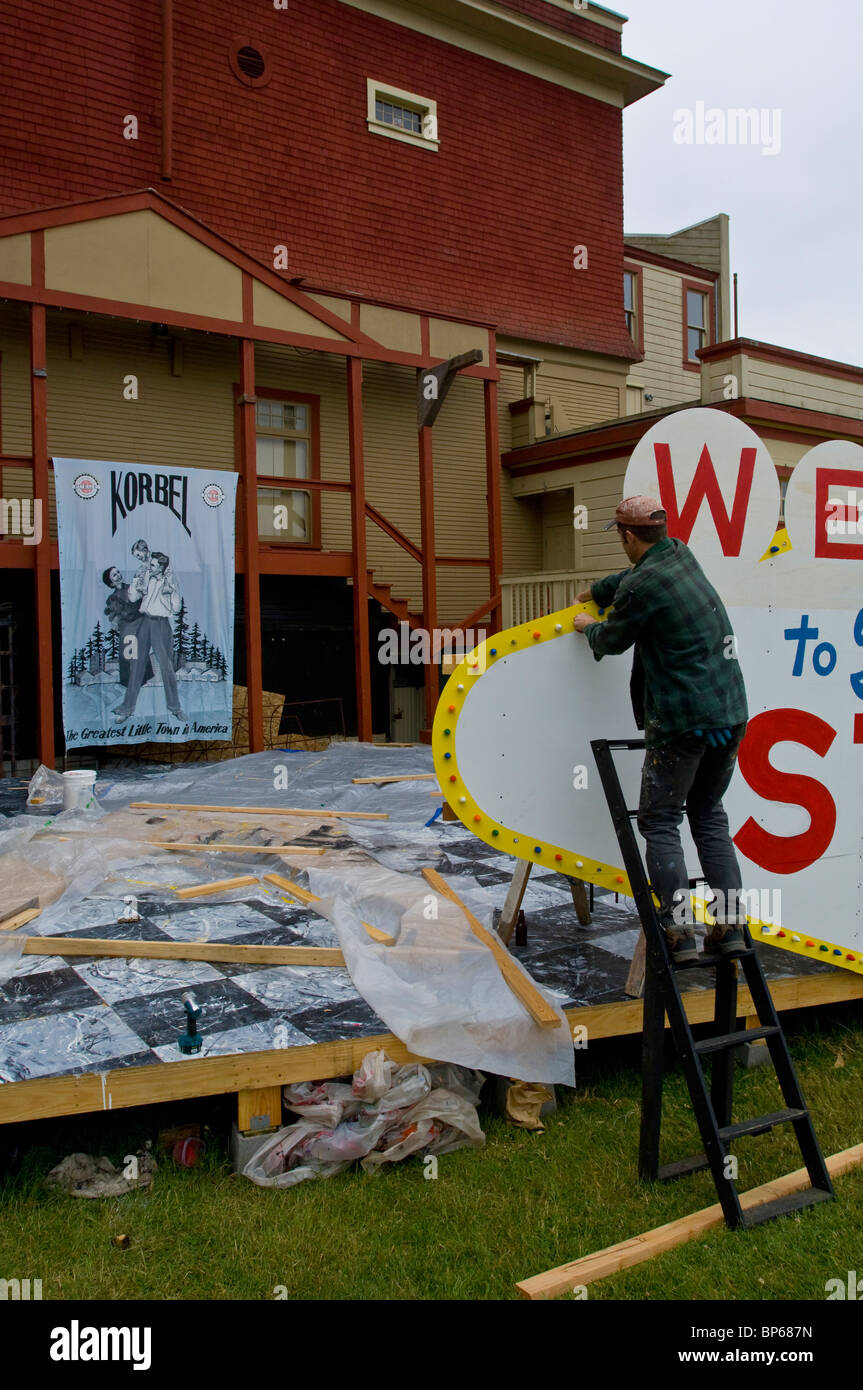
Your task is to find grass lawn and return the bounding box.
[1,1004,861,1301]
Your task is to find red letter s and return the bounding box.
[734,709,836,874]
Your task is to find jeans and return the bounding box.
[636,724,746,930]
[122,615,180,714]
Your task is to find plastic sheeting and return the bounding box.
[1,747,578,1085]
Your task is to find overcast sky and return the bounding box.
[619,0,861,365]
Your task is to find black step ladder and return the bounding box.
[591,736,834,1230]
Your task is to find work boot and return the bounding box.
[703,921,747,957]
[664,925,698,965]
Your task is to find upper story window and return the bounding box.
[686,288,709,363]
[367,80,439,151]
[255,395,315,545]
[624,271,637,338]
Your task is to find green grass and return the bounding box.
[1,1006,861,1301]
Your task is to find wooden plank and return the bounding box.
[0,906,42,933]
[569,878,592,927]
[148,842,326,855]
[263,871,396,945]
[351,774,436,784]
[238,1084,283,1135]
[625,930,647,998]
[0,897,38,927]
[130,802,388,820]
[0,1033,432,1124]
[421,867,560,1030]
[174,875,258,900]
[22,937,345,967]
[498,859,532,947]
[516,1142,863,1300]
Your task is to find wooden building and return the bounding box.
[0,0,673,761]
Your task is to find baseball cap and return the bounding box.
[603,496,667,530]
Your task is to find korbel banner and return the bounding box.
[54,459,238,749]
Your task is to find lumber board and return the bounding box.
[421,867,560,1029]
[22,937,345,967]
[0,897,39,928]
[129,802,389,820]
[174,875,258,899]
[0,1033,431,1124]
[148,842,325,855]
[516,1142,863,1300]
[351,774,436,784]
[263,871,396,945]
[0,906,42,933]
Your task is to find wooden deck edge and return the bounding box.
[2,970,861,1125]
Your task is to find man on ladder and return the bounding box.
[572,496,748,966]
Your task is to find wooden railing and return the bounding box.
[501,570,600,627]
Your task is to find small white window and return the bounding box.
[367,80,438,151]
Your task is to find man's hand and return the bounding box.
[572,613,597,633]
[575,589,593,604]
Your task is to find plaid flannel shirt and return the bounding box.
[586,536,748,746]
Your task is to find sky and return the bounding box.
[617,0,862,365]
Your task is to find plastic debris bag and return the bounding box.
[245,1050,484,1188]
[26,765,66,807]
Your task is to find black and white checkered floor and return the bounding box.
[0,752,837,1084]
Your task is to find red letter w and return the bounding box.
[654,443,756,554]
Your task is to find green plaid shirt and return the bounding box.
[586,537,748,746]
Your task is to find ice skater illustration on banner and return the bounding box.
[55,459,238,749]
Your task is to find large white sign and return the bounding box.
[433,409,863,974]
[55,459,238,749]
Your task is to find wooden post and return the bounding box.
[347,357,372,741]
[160,0,174,181]
[237,328,264,752]
[484,376,503,633]
[30,239,54,767]
[237,1085,282,1135]
[418,423,437,729]
[498,859,532,946]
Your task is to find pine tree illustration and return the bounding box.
[92,621,105,674]
[173,598,190,671]
[189,622,201,661]
[200,636,211,666]
[107,627,119,661]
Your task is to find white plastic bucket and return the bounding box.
[62,769,98,811]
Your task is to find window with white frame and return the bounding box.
[367,80,438,150]
[255,398,311,543]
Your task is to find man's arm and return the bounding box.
[577,569,629,610]
[584,582,642,659]
[128,573,145,601]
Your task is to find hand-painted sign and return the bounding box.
[433,409,863,973]
[55,459,238,749]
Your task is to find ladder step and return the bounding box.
[675,948,754,970]
[695,1025,779,1054]
[740,1186,833,1229]
[719,1108,807,1141]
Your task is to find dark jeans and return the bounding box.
[637,724,746,931]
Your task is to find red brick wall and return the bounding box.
[1,0,634,357]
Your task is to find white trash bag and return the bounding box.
[243,1051,485,1188]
